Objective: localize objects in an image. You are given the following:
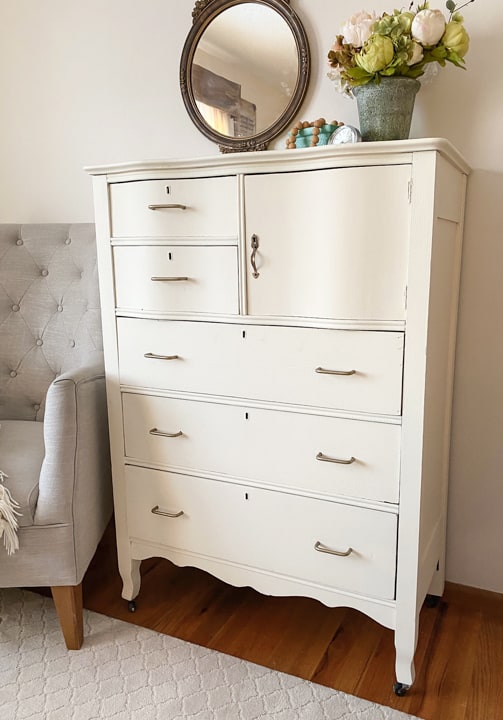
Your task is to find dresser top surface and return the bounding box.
[85,138,470,180]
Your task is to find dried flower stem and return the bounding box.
[447,0,476,20]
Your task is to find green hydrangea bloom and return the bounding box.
[374,10,415,38]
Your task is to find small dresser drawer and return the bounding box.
[123,393,401,503]
[113,245,239,314]
[118,319,404,415]
[125,466,397,600]
[110,177,238,238]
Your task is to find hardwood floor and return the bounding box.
[80,521,503,720]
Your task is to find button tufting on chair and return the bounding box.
[1,222,105,418]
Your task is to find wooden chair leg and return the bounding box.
[51,583,84,650]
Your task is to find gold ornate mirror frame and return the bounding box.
[180,0,310,152]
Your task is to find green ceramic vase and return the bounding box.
[353,77,420,142]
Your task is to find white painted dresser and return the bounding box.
[87,139,470,693]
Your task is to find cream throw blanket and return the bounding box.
[0,425,21,555]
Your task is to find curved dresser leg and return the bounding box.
[120,557,141,602]
[394,622,417,695]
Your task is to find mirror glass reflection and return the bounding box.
[192,4,299,139]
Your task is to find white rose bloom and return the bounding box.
[340,11,377,48]
[407,41,424,66]
[327,66,349,95]
[411,9,446,46]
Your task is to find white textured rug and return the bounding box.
[0,589,421,720]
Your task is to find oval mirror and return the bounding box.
[180,0,310,152]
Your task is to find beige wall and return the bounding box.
[1,1,501,592]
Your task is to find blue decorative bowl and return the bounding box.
[291,124,341,148]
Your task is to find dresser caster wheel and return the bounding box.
[127,600,137,613]
[425,594,441,608]
[393,682,409,696]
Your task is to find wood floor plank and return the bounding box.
[158,578,254,649]
[263,599,348,679]
[414,599,481,720]
[207,594,347,679]
[311,608,390,697]
[465,610,503,720]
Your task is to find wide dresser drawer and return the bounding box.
[110,177,238,238]
[123,393,401,503]
[117,319,404,415]
[113,245,239,314]
[125,466,398,600]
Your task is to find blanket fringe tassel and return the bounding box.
[0,470,21,555]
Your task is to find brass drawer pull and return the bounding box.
[148,203,187,210]
[250,234,260,279]
[315,367,356,376]
[314,541,353,557]
[149,428,183,438]
[151,505,184,518]
[144,352,179,360]
[151,276,189,282]
[316,452,356,465]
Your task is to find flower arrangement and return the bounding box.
[328,1,473,95]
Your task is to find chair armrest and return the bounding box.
[34,359,112,527]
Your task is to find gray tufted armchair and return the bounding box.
[0,223,113,648]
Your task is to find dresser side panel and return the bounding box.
[397,151,466,610]
[92,174,133,594]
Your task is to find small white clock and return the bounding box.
[328,125,362,144]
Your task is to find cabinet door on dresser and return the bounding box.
[244,165,411,321]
